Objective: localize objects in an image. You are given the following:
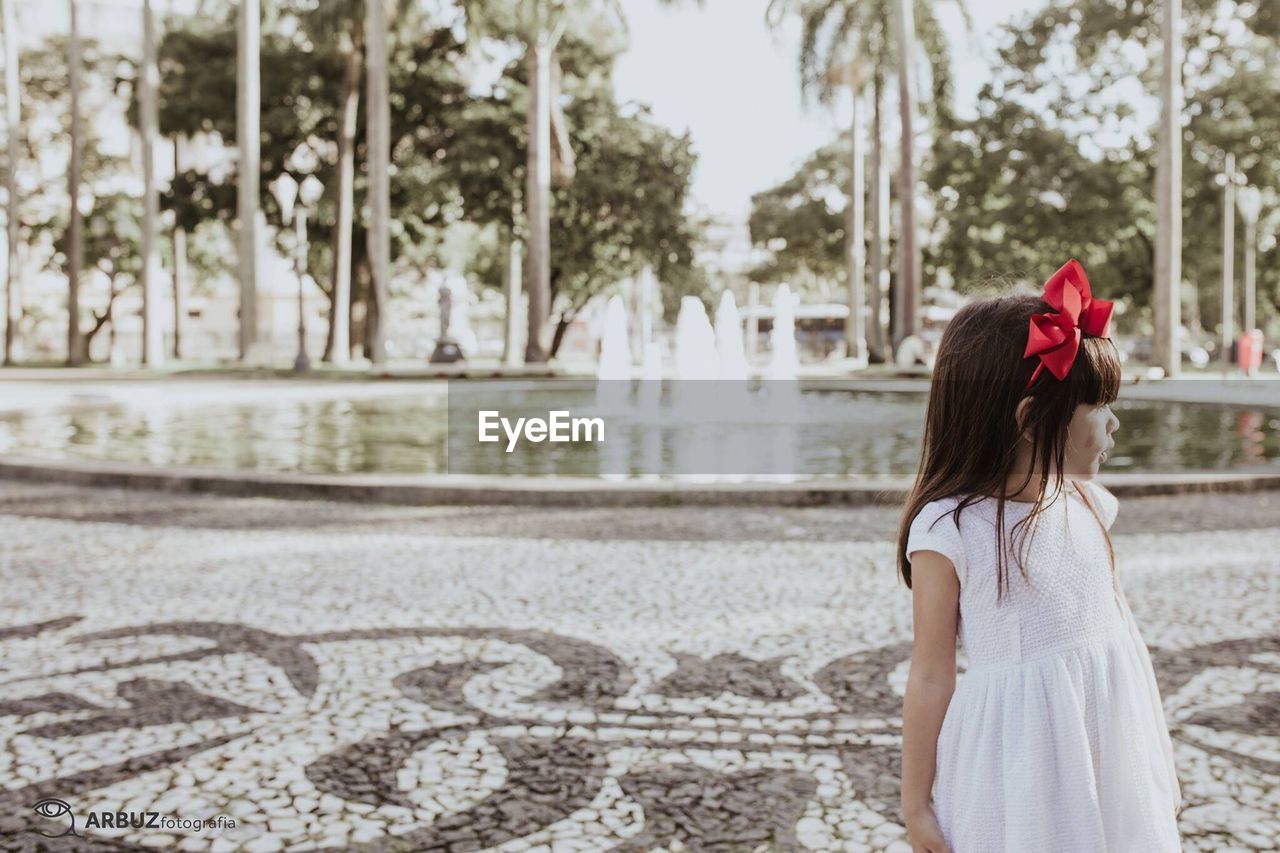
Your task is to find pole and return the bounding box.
[869,72,889,361]
[294,208,309,371]
[140,0,163,365]
[66,0,83,365]
[524,41,552,363]
[892,0,920,347]
[1153,0,1183,376]
[1221,154,1235,367]
[3,0,21,364]
[365,0,389,366]
[236,0,261,361]
[1243,217,1256,335]
[172,136,187,360]
[502,230,522,367]
[846,75,866,363]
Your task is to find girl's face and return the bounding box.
[1065,401,1120,479]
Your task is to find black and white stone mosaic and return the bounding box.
[0,483,1277,851]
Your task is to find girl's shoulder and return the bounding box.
[1075,478,1119,530]
[906,495,970,581]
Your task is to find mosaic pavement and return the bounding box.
[0,483,1277,852]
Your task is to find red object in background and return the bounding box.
[1237,330,1264,374]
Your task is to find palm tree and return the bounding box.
[1153,0,1181,376]
[66,0,84,365]
[365,0,389,366]
[140,0,163,365]
[2,0,21,364]
[766,0,959,358]
[891,0,918,349]
[299,0,363,366]
[237,0,262,361]
[464,0,698,364]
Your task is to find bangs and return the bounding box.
[1071,336,1122,405]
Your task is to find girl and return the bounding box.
[897,260,1183,853]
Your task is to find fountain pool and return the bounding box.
[1,384,1278,480]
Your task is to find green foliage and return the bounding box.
[450,37,702,319]
[767,0,961,119]
[747,140,848,286]
[927,0,1280,334]
[153,12,469,275]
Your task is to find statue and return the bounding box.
[429,277,465,364]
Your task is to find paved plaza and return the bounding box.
[0,482,1277,851]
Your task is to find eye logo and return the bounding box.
[30,798,82,838]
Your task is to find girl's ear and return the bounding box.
[1014,397,1033,442]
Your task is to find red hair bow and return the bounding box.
[1023,259,1113,391]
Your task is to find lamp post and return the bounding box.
[270,173,324,372]
[1214,155,1244,367]
[1235,185,1262,337]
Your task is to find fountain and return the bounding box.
[674,297,718,380]
[715,291,749,381]
[638,340,664,411]
[765,284,799,381]
[764,284,801,406]
[597,295,632,380]
[596,294,633,413]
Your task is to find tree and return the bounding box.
[236,0,262,362]
[928,0,1280,340]
[2,0,20,364]
[462,0,701,364]
[66,0,84,365]
[365,0,389,366]
[452,38,702,357]
[765,0,961,358]
[155,11,470,357]
[747,140,851,293]
[139,0,163,365]
[290,0,365,364]
[892,0,918,348]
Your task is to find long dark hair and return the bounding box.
[896,293,1122,601]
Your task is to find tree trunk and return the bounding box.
[549,312,573,360]
[524,40,553,364]
[171,135,187,359]
[845,74,866,363]
[3,0,21,364]
[1153,0,1182,375]
[66,0,84,365]
[502,227,523,366]
[140,0,163,365]
[324,26,361,365]
[868,71,889,363]
[349,249,368,360]
[236,0,262,361]
[892,0,919,349]
[364,0,389,367]
[1220,154,1235,366]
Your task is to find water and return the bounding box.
[715,291,748,381]
[596,295,632,381]
[2,388,1278,479]
[674,297,718,381]
[766,284,799,381]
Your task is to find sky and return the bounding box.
[612,0,1048,219]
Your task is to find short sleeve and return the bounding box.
[1083,479,1119,530]
[906,498,967,584]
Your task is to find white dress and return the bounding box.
[906,479,1182,853]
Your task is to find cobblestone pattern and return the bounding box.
[0,483,1277,852]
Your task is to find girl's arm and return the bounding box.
[901,549,960,849]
